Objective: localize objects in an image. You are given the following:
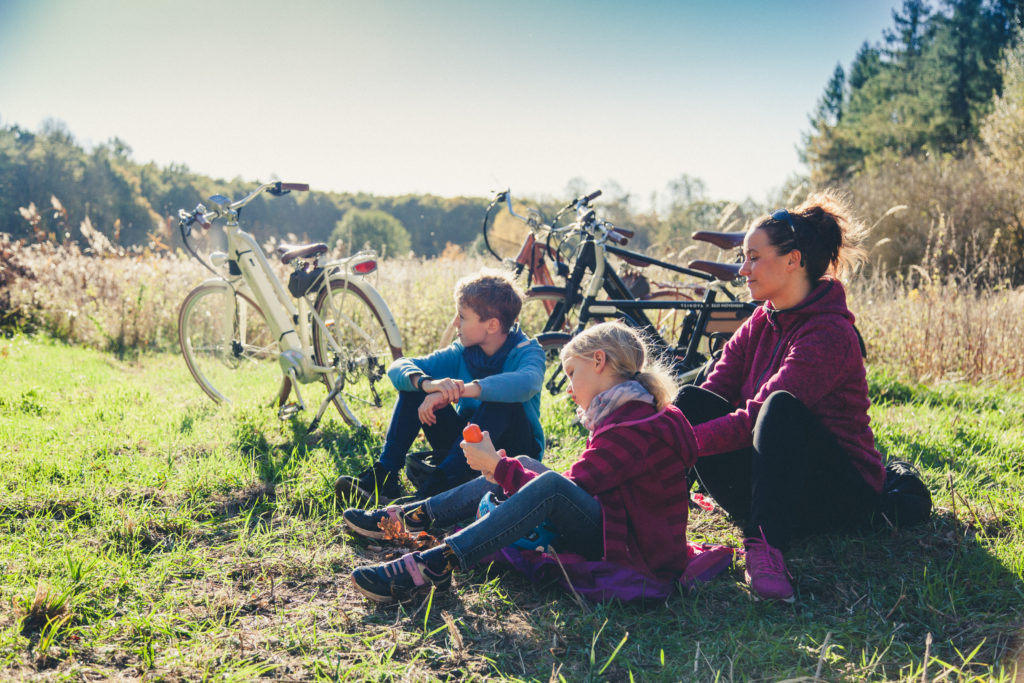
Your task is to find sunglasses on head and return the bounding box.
[770,209,808,268]
[771,209,801,251]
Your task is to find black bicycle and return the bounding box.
[482,189,757,394]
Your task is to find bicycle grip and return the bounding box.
[279,183,309,191]
[584,189,602,203]
[607,230,629,245]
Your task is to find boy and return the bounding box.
[335,270,545,503]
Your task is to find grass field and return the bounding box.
[1,335,1022,681]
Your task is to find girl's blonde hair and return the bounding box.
[560,322,679,409]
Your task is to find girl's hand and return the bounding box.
[462,430,502,483]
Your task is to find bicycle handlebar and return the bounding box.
[179,181,309,228]
[494,188,632,247]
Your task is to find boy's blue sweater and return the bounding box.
[387,336,546,457]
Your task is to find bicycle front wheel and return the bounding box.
[178,283,281,406]
[312,276,402,427]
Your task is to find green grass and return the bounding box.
[1,336,1022,681]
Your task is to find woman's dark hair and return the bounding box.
[753,189,868,281]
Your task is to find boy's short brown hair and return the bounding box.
[454,269,523,332]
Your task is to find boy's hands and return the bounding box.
[417,375,482,425]
[462,430,502,484]
[417,392,449,425]
[421,377,463,403]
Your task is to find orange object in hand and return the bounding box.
[462,424,483,443]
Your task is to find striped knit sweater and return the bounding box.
[493,401,697,578]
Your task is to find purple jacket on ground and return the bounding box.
[493,400,696,578]
[694,277,886,492]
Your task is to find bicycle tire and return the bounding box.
[535,332,572,396]
[312,276,402,427]
[520,287,576,338]
[179,283,281,406]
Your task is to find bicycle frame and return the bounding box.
[215,222,401,372]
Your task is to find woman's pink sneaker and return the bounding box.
[743,536,795,603]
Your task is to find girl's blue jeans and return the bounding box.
[414,458,604,569]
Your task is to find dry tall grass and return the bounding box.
[2,234,1021,383]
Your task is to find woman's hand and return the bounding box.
[462,430,502,483]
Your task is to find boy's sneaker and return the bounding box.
[743,534,795,603]
[334,463,406,505]
[343,504,432,541]
[406,452,477,500]
[351,551,452,603]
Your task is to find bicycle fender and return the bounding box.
[194,278,233,292]
[342,278,405,351]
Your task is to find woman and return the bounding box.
[677,190,885,603]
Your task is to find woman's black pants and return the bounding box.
[676,385,879,551]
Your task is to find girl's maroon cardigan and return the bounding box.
[493,401,696,578]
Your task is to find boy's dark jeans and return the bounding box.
[378,390,540,485]
[676,385,878,551]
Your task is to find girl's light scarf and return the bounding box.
[578,380,654,431]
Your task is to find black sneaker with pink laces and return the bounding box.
[351,549,454,603]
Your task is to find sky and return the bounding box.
[0,0,904,210]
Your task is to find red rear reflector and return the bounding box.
[353,259,377,274]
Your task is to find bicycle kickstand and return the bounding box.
[307,373,345,433]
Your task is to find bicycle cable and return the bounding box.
[180,214,232,282]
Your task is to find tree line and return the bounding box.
[0,120,490,259]
[0,117,763,262]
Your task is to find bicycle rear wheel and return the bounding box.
[536,332,572,396]
[179,283,280,406]
[312,276,402,427]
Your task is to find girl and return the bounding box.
[346,322,696,604]
[677,189,885,603]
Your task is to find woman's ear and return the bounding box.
[786,249,804,271]
[593,349,606,372]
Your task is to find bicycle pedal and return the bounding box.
[278,403,303,419]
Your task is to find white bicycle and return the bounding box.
[177,181,404,430]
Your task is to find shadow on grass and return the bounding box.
[334,506,1024,681]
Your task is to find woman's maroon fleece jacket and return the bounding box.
[696,278,886,493]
